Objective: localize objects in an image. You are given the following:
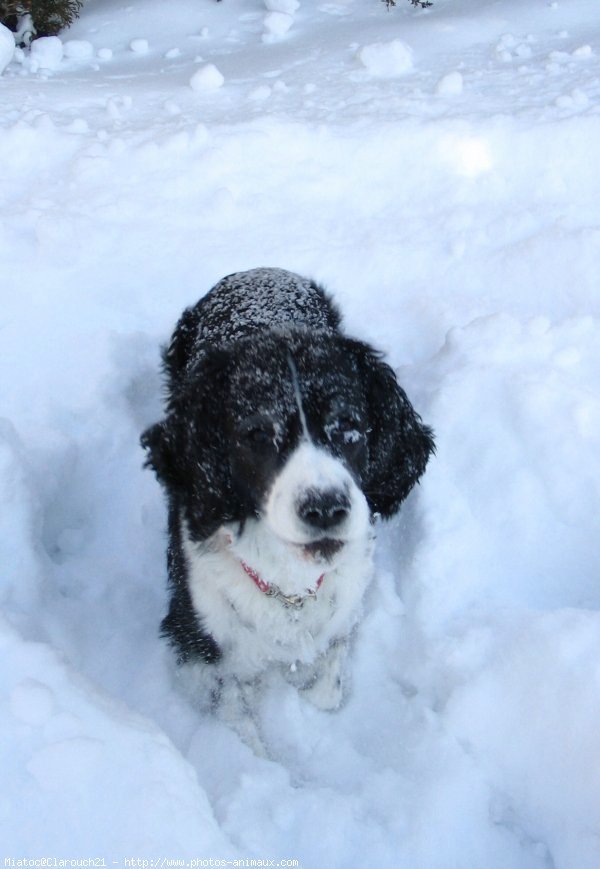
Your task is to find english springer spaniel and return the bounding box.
[142,267,434,752]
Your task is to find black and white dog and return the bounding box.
[142,267,433,750]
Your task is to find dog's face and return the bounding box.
[142,331,434,566]
[225,338,372,565]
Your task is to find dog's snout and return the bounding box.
[297,489,351,532]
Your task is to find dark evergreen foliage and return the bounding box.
[0,0,83,43]
[385,0,433,7]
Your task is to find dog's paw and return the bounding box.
[300,670,344,711]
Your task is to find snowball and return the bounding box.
[189,63,224,91]
[572,44,593,59]
[129,38,149,54]
[357,39,414,77]
[436,71,463,96]
[97,48,113,61]
[264,0,300,13]
[0,22,15,75]
[63,40,94,60]
[164,47,181,59]
[263,11,294,38]
[30,36,63,72]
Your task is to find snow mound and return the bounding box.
[446,611,600,869]
[190,63,225,91]
[415,314,600,632]
[0,22,14,75]
[2,622,237,858]
[357,39,414,77]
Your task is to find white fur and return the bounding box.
[179,440,374,751]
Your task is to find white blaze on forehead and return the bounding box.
[286,351,309,440]
[264,440,369,543]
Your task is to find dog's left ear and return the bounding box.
[140,420,181,489]
[353,341,435,519]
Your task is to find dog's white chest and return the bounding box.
[182,524,373,679]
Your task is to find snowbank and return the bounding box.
[2,620,236,859]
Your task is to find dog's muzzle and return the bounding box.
[264,441,370,558]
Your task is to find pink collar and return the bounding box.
[239,559,324,609]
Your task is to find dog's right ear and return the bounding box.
[141,420,180,489]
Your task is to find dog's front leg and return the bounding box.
[299,638,348,711]
[216,675,268,757]
[179,662,267,756]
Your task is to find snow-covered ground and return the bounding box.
[1,0,600,865]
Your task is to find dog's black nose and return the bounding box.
[297,489,351,532]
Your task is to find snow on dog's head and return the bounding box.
[142,325,433,557]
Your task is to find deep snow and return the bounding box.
[1,0,600,866]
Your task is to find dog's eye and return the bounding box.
[325,414,364,445]
[337,415,359,432]
[246,427,273,446]
[237,419,277,451]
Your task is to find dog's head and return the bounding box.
[142,331,434,565]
